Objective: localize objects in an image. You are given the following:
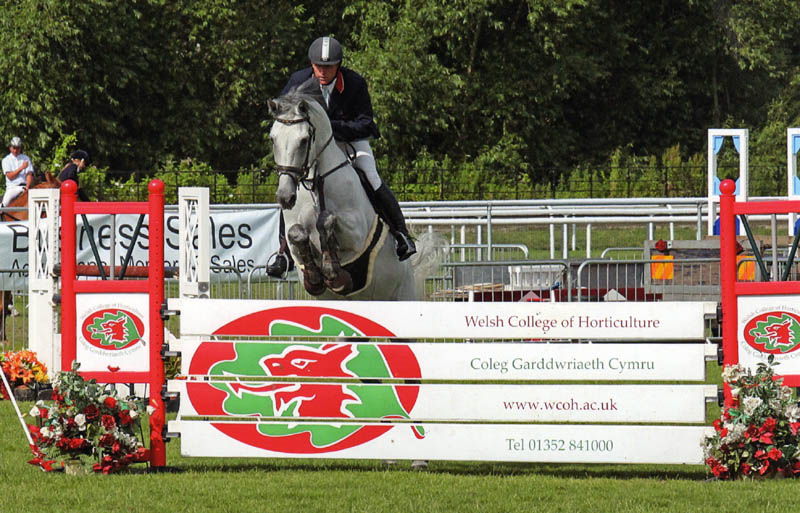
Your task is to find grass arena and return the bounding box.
[5,130,800,511]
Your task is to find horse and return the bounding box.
[268,91,420,301]
[0,171,60,222]
[0,171,59,342]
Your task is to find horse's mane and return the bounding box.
[279,77,326,114]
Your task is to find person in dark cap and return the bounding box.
[266,36,416,278]
[58,150,90,201]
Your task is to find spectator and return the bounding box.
[1,137,34,207]
[58,150,90,201]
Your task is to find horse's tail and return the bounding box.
[408,231,450,300]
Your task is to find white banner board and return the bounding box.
[170,381,715,423]
[176,340,713,381]
[171,420,713,464]
[171,298,716,340]
[737,295,800,376]
[75,293,150,373]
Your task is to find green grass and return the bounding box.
[2,389,798,513]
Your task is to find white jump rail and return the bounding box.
[166,298,718,465]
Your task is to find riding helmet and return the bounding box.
[9,136,21,147]
[308,37,343,65]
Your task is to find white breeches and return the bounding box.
[1,185,25,207]
[336,139,382,190]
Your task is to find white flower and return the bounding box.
[730,387,740,398]
[724,423,747,444]
[147,405,156,415]
[74,413,87,429]
[781,386,793,401]
[29,405,40,417]
[40,426,50,438]
[129,409,139,420]
[741,396,763,416]
[721,364,743,383]
[785,404,800,422]
[769,398,783,412]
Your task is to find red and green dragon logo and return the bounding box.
[743,311,800,355]
[185,306,423,453]
[81,308,145,351]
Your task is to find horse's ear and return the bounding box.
[268,99,280,116]
[298,100,309,115]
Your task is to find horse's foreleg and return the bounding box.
[286,224,326,296]
[316,211,352,295]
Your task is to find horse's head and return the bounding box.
[268,89,332,210]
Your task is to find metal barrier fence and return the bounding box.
[0,269,29,352]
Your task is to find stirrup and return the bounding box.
[394,232,417,261]
[266,253,289,278]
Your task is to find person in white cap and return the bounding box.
[1,137,34,207]
[267,36,416,278]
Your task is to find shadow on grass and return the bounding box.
[157,458,708,481]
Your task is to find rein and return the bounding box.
[273,114,350,211]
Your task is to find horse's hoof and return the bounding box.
[326,273,353,295]
[304,278,326,296]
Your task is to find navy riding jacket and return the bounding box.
[281,66,380,142]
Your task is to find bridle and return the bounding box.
[273,112,350,210]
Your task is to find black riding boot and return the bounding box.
[267,211,295,278]
[374,184,416,261]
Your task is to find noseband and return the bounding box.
[273,113,350,209]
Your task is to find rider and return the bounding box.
[267,36,416,278]
[1,137,34,208]
[58,150,90,201]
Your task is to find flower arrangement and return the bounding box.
[1,350,48,400]
[27,363,150,474]
[704,355,800,479]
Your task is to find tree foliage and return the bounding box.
[0,0,797,198]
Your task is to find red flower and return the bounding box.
[759,461,771,475]
[757,432,774,444]
[118,409,133,426]
[69,437,86,450]
[768,447,783,461]
[760,417,777,433]
[99,433,115,447]
[83,404,100,420]
[744,425,759,441]
[101,414,116,430]
[741,462,752,475]
[104,397,117,410]
[713,418,723,432]
[791,422,800,436]
[38,407,49,419]
[755,449,768,461]
[705,457,730,479]
[112,442,121,454]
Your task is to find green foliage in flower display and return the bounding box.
[26,363,148,474]
[704,356,800,479]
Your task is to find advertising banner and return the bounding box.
[0,208,280,289]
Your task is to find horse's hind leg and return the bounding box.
[286,224,326,296]
[316,211,352,295]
